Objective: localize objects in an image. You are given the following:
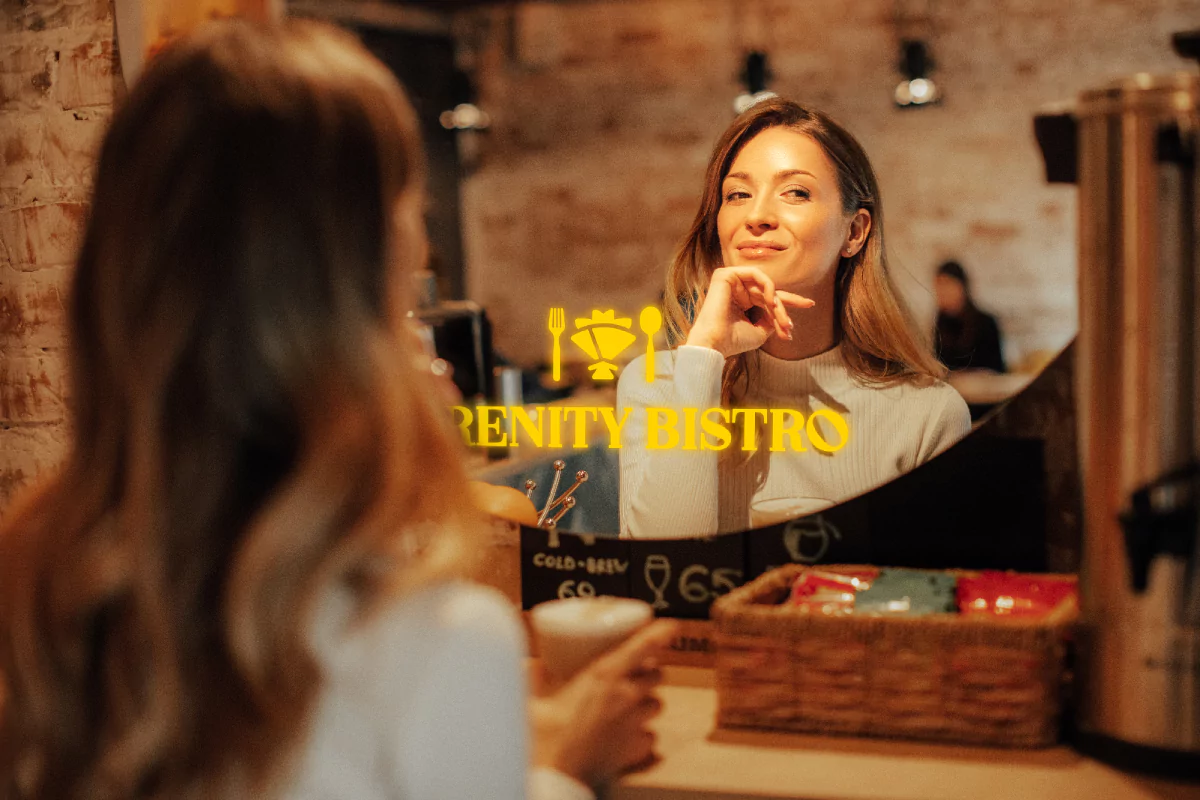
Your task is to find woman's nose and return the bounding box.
[745,198,777,234]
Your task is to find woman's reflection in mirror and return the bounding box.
[619,98,971,539]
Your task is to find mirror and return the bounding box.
[291,0,1188,557]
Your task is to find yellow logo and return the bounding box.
[550,306,662,382]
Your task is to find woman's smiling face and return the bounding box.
[717,127,866,293]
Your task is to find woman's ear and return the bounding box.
[842,209,871,258]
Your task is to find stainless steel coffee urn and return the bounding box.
[1071,54,1200,774]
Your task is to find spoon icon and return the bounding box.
[639,306,662,383]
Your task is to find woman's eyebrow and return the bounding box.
[724,169,817,182]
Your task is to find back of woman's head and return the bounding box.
[0,20,473,799]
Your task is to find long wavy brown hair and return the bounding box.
[664,98,945,410]
[0,20,478,800]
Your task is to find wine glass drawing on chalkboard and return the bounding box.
[644,554,671,610]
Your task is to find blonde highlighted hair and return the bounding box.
[0,21,478,800]
[664,98,945,408]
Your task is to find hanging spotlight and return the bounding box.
[439,103,491,131]
[734,51,777,114]
[894,39,941,108]
[439,69,490,131]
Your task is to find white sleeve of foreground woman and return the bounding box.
[618,345,725,539]
[295,582,594,800]
[393,586,593,800]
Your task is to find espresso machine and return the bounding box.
[1060,33,1200,775]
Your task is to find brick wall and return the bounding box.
[0,0,1194,514]
[456,0,1199,367]
[0,0,116,516]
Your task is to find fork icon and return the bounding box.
[548,307,565,382]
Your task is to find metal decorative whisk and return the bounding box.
[528,460,589,528]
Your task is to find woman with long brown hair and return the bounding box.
[619,98,970,539]
[0,20,671,800]
[933,259,1007,373]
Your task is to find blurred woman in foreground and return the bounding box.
[0,21,671,800]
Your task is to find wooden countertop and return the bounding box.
[611,670,1200,800]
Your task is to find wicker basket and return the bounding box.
[710,565,1077,748]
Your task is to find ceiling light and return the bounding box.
[894,39,941,109]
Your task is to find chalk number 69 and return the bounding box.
[557,580,596,599]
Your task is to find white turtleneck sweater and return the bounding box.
[617,345,971,539]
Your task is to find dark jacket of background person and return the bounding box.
[933,261,1007,373]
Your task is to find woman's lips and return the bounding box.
[736,242,786,259]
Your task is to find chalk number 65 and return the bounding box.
[679,565,742,604]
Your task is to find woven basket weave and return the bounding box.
[710,565,1077,748]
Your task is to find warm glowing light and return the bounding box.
[894,78,939,108]
[440,103,491,131]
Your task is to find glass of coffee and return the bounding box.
[529,596,654,687]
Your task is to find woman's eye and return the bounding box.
[784,188,811,200]
[724,190,750,203]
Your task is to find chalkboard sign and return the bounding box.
[867,436,1046,571]
[520,527,632,609]
[517,436,1046,615]
[746,500,871,579]
[627,532,747,620]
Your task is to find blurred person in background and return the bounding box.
[933,260,1007,374]
[0,21,671,800]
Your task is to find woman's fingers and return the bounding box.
[627,665,664,693]
[728,277,754,313]
[752,306,781,341]
[777,290,816,308]
[592,620,678,679]
[694,268,819,354]
[720,269,810,336]
[771,296,793,339]
[632,692,663,721]
[716,267,775,313]
[719,266,777,308]
[619,730,658,772]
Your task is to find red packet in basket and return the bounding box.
[957,571,1077,617]
[788,568,877,614]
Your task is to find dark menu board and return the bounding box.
[518,431,1049,616]
[520,527,749,619]
[745,500,871,578]
[520,527,633,608]
[627,533,746,620]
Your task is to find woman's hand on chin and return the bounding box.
[684,266,814,358]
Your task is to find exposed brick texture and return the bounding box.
[0,0,115,516]
[1,0,1197,517]
[456,0,1200,367]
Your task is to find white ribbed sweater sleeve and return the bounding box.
[294,583,595,800]
[916,384,973,462]
[618,346,724,539]
[387,587,596,800]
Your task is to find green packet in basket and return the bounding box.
[853,568,957,616]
